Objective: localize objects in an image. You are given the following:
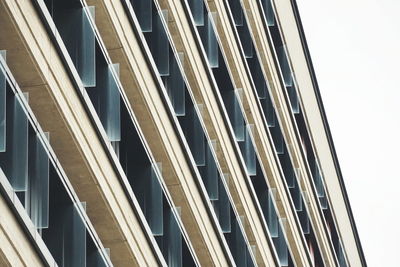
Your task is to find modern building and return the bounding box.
[0,0,365,266]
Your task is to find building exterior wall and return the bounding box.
[0,0,365,266]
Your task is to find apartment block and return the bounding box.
[0,0,365,266]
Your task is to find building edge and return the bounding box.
[289,1,367,265]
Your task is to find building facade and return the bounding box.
[0,0,365,266]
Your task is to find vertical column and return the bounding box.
[63,204,87,267]
[165,208,182,267]
[230,0,243,26]
[184,103,205,166]
[261,0,275,26]
[237,19,253,58]
[187,0,204,26]
[132,0,153,32]
[261,93,276,127]
[153,9,170,76]
[314,161,325,198]
[273,219,289,266]
[290,180,302,211]
[281,153,295,188]
[105,64,121,142]
[248,56,266,99]
[148,163,164,236]
[80,6,96,87]
[232,217,246,266]
[287,83,299,114]
[229,89,245,141]
[202,141,219,200]
[27,133,49,229]
[270,118,284,154]
[217,174,231,233]
[243,124,256,176]
[267,188,278,238]
[299,192,310,235]
[277,46,292,87]
[8,95,28,191]
[167,53,186,116]
[207,13,219,68]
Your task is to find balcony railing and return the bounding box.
[0,52,111,267]
[259,0,348,266]
[33,0,200,265]
[183,0,302,265]
[124,0,257,265]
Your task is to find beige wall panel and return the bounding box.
[273,0,364,266]
[0,194,43,267]
[85,0,231,265]
[206,0,314,265]
[0,0,161,266]
[156,0,281,265]
[237,0,345,265]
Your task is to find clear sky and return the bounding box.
[296,0,400,266]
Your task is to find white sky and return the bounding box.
[296,0,400,266]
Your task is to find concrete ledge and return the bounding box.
[86,0,232,265]
[273,0,365,265]
[197,0,313,265]
[0,0,160,265]
[0,168,54,267]
[157,0,280,265]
